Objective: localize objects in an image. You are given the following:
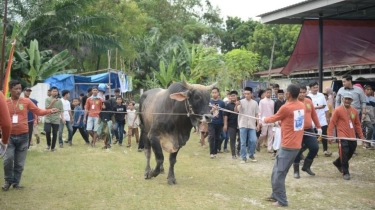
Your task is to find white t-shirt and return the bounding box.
[307,92,328,126]
[61,98,71,121]
[127,109,139,128]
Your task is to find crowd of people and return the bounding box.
[199,74,373,206]
[0,80,140,191]
[0,75,374,207]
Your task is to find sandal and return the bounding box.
[13,184,24,190]
[265,196,277,202]
[2,182,11,191]
[126,144,131,148]
[272,201,286,207]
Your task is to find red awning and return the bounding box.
[281,20,375,75]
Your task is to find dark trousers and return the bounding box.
[228,127,238,156]
[294,129,319,163]
[334,139,357,175]
[72,126,89,143]
[28,122,33,148]
[208,124,223,155]
[45,123,59,149]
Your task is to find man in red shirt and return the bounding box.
[2,80,59,191]
[328,92,365,180]
[0,91,11,158]
[84,86,103,147]
[263,84,305,207]
[293,85,322,179]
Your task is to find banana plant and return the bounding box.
[13,39,76,85]
[152,57,177,89]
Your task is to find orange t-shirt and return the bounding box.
[7,97,51,135]
[327,105,364,139]
[85,97,103,118]
[301,98,321,129]
[264,100,305,150]
[0,92,11,144]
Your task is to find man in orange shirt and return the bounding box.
[293,85,322,179]
[328,92,364,180]
[0,91,11,158]
[2,80,59,191]
[263,84,305,207]
[84,86,103,147]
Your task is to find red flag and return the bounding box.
[3,38,16,98]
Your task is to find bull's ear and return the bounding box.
[170,92,188,101]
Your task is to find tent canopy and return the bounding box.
[44,70,129,98]
[281,19,375,75]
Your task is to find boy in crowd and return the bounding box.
[72,98,89,144]
[45,87,64,151]
[258,88,275,153]
[99,100,115,149]
[208,87,225,158]
[223,90,239,159]
[235,87,259,163]
[126,102,139,147]
[113,96,127,146]
[263,84,305,207]
[59,90,73,147]
[272,89,285,156]
[84,86,103,147]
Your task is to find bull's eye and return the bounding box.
[194,95,200,100]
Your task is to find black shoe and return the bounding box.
[301,158,315,176]
[293,163,300,179]
[343,174,350,180]
[64,140,69,143]
[41,131,46,135]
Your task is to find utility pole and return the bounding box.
[267,37,276,87]
[0,0,8,88]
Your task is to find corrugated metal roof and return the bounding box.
[257,0,314,17]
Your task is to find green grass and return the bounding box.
[1,129,375,210]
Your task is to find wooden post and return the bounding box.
[267,37,276,87]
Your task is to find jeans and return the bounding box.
[239,128,257,160]
[362,121,374,140]
[208,124,223,155]
[59,120,73,145]
[373,124,375,144]
[294,129,319,163]
[3,133,29,185]
[28,122,34,148]
[114,122,125,144]
[45,123,59,149]
[220,130,229,150]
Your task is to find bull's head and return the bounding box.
[170,79,216,126]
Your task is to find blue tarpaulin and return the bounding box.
[43,71,128,98]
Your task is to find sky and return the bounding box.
[209,0,304,20]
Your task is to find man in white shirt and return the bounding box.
[308,82,332,156]
[58,90,73,147]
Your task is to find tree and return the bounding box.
[225,48,259,89]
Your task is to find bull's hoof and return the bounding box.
[152,168,160,178]
[168,178,177,185]
[144,169,153,179]
[160,168,165,174]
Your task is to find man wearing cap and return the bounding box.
[328,92,365,180]
[23,87,39,148]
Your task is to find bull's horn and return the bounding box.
[182,78,193,90]
[205,82,217,90]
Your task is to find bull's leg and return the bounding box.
[168,149,180,185]
[142,130,153,179]
[150,136,164,178]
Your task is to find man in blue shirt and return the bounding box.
[23,87,39,148]
[208,87,226,158]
